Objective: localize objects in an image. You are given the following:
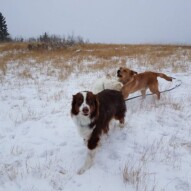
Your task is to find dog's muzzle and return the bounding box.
[82,107,89,116]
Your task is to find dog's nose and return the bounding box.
[117,70,120,76]
[82,107,89,114]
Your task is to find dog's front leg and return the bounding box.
[78,128,100,175]
[77,149,97,175]
[141,89,146,99]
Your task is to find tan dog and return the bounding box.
[117,67,172,100]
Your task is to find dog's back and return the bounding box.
[134,72,172,87]
[97,90,126,119]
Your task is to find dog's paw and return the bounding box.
[119,122,125,128]
[77,168,86,175]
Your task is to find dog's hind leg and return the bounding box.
[115,115,125,128]
[103,124,109,134]
[119,118,125,128]
[149,82,160,100]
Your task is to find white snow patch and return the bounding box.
[0,56,191,191]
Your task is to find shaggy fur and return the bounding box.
[92,76,123,94]
[71,90,126,174]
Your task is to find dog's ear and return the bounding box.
[71,94,78,115]
[72,94,76,104]
[131,70,138,76]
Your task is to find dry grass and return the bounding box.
[0,42,191,79]
[122,136,182,191]
[123,158,157,191]
[0,42,27,52]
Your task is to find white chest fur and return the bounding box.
[72,114,94,141]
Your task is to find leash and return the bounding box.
[124,77,182,102]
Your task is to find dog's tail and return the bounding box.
[157,73,173,81]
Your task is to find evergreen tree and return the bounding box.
[39,32,49,43]
[0,12,9,42]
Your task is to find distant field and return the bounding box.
[1,42,191,77]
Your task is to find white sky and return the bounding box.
[1,0,191,44]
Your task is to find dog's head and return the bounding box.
[117,67,137,84]
[71,91,99,118]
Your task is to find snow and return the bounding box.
[0,54,191,191]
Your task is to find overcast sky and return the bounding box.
[1,0,191,44]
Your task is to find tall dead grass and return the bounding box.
[0,42,191,79]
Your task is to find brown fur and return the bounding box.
[118,67,172,100]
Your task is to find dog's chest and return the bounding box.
[72,114,94,140]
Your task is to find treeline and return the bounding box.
[8,32,88,50]
[0,12,88,50]
[12,32,87,44]
[26,32,88,50]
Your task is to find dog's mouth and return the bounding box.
[83,113,89,116]
[82,111,90,116]
[117,70,122,77]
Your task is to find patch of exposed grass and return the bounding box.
[0,42,27,52]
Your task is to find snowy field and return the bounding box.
[0,48,191,191]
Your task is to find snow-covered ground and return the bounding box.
[0,53,191,191]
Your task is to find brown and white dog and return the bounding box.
[71,89,126,174]
[117,67,173,100]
